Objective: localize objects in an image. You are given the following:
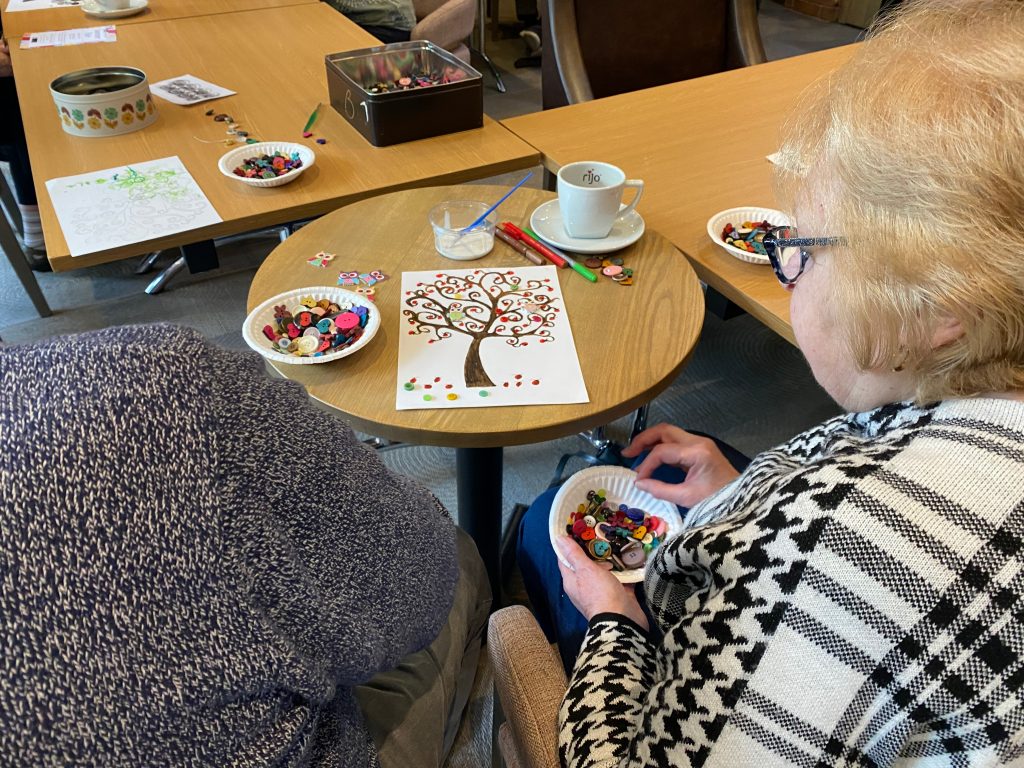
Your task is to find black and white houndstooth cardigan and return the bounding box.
[559,399,1024,767]
[0,325,458,767]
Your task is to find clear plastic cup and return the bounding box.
[428,201,496,261]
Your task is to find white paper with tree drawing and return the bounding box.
[396,266,589,410]
[45,156,222,256]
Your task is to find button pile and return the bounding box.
[583,255,634,286]
[721,219,777,256]
[565,489,668,571]
[203,110,258,146]
[232,151,303,180]
[262,295,369,358]
[365,66,470,94]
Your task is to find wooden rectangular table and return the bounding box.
[9,2,540,271]
[1,0,316,38]
[500,46,857,344]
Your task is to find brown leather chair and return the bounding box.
[542,0,767,108]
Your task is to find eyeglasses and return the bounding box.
[761,226,844,285]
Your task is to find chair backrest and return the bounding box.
[542,0,766,108]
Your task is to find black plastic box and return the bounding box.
[325,41,483,147]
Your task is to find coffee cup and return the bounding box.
[556,161,644,239]
[98,0,131,9]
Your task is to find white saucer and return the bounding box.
[529,199,645,255]
[82,0,148,19]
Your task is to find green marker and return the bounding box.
[303,102,322,133]
[522,226,598,283]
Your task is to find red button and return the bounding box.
[335,311,360,331]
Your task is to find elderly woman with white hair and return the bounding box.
[522,1,1024,765]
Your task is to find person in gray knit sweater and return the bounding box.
[0,324,461,767]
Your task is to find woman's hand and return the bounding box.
[556,536,649,631]
[621,424,740,508]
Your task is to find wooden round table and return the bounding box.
[247,185,704,603]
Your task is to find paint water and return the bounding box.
[434,229,494,261]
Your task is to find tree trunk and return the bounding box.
[464,337,495,388]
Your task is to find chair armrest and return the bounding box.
[545,0,594,104]
[410,0,476,52]
[488,606,567,768]
[729,0,767,67]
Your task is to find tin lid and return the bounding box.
[50,67,147,96]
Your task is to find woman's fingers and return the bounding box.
[633,442,693,480]
[621,423,691,457]
[555,537,649,629]
[634,439,740,508]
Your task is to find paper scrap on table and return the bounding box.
[151,75,236,106]
[45,156,222,257]
[6,0,82,11]
[20,25,116,47]
[395,266,589,411]
[766,151,782,165]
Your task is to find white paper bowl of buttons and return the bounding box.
[706,206,792,265]
[243,286,380,365]
[549,465,682,584]
[219,142,315,189]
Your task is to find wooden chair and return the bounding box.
[411,0,477,63]
[542,0,767,107]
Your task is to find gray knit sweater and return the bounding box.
[0,325,458,767]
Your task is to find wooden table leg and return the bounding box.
[456,446,504,611]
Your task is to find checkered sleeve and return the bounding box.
[558,614,655,768]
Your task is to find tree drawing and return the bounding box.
[402,270,560,387]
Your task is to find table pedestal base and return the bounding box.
[457,446,503,611]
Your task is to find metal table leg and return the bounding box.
[135,250,163,275]
[143,226,290,295]
[145,255,188,295]
[456,446,504,610]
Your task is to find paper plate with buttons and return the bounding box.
[549,466,682,584]
[243,286,380,365]
[706,206,792,265]
[219,142,315,189]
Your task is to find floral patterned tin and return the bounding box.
[49,66,158,138]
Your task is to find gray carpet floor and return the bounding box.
[0,3,860,765]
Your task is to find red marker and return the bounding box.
[500,222,568,268]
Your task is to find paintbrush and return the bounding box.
[458,171,533,236]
